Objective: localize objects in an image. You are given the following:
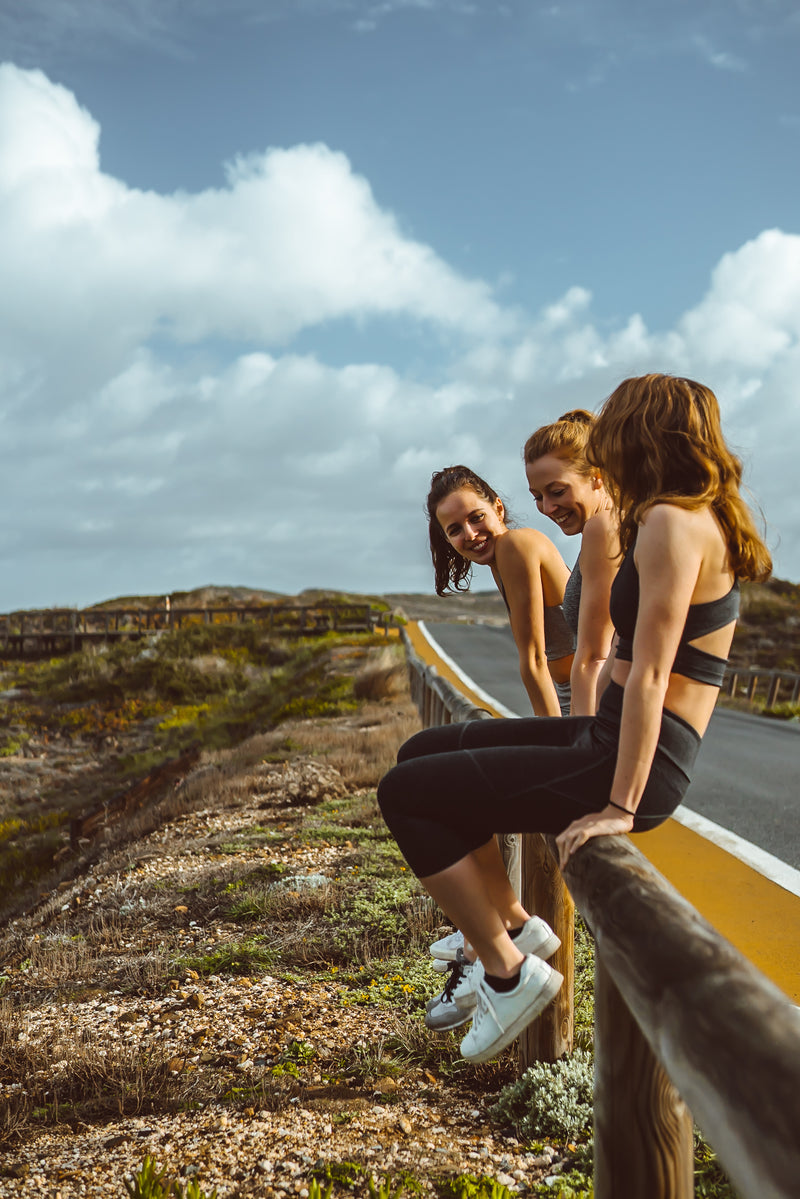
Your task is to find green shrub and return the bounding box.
[172,938,275,977]
[326,876,421,956]
[489,1049,594,1144]
[761,701,800,720]
[439,1175,516,1199]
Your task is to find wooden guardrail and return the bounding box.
[401,629,800,1199]
[721,664,800,708]
[0,602,389,657]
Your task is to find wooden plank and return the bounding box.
[558,831,800,1199]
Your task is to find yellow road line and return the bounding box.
[404,621,507,717]
[406,621,800,1001]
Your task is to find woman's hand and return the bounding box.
[556,806,634,870]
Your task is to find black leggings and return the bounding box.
[377,682,700,877]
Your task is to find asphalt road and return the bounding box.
[425,621,800,871]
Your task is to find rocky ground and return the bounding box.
[0,688,583,1199]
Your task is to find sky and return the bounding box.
[1,0,799,610]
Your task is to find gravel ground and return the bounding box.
[0,719,576,1199]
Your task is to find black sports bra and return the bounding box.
[610,543,739,686]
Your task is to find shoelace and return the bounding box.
[471,981,500,1033]
[441,956,467,1002]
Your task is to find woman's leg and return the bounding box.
[398,712,583,765]
[420,843,525,978]
[471,837,528,929]
[378,726,612,878]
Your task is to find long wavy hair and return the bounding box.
[426,466,505,595]
[523,409,596,473]
[587,374,771,581]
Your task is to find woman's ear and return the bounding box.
[495,498,505,521]
[591,474,604,490]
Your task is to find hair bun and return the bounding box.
[558,409,594,425]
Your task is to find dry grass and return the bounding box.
[0,1000,206,1145]
[280,698,420,789]
[352,647,407,702]
[0,656,431,1156]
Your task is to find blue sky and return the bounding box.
[1,0,798,608]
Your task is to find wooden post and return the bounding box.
[766,674,781,708]
[594,957,693,1199]
[518,832,574,1066]
[498,832,521,898]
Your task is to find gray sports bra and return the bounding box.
[496,576,574,662]
[561,558,582,643]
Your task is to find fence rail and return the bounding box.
[401,629,800,1199]
[0,602,388,657]
[721,663,800,707]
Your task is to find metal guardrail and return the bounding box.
[401,628,800,1199]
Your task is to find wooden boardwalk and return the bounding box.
[0,601,384,658]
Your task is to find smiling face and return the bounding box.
[435,486,507,567]
[525,452,604,536]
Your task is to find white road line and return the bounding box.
[417,620,800,897]
[416,621,519,719]
[670,806,800,899]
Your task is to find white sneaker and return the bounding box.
[429,929,465,962]
[513,915,561,962]
[425,952,483,1031]
[429,916,560,964]
[459,955,563,1064]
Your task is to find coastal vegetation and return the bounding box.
[0,585,778,1194]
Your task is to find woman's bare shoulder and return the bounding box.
[496,526,552,559]
[639,503,711,541]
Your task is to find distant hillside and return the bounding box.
[733,578,800,672]
[86,585,392,611]
[87,585,287,609]
[12,575,800,675]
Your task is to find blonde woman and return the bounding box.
[523,410,620,715]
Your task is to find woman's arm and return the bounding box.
[570,512,619,715]
[494,530,563,717]
[556,506,703,866]
[593,633,618,705]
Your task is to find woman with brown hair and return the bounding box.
[426,465,574,718]
[379,374,771,1064]
[523,410,620,715]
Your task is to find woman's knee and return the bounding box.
[377,762,407,820]
[396,724,460,763]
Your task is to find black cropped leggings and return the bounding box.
[377,682,700,877]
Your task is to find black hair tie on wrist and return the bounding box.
[607,799,634,816]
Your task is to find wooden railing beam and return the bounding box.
[557,831,800,1199]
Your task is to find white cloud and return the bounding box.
[0,64,799,608]
[691,34,747,72]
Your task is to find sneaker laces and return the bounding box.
[470,980,501,1035]
[441,954,467,1002]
